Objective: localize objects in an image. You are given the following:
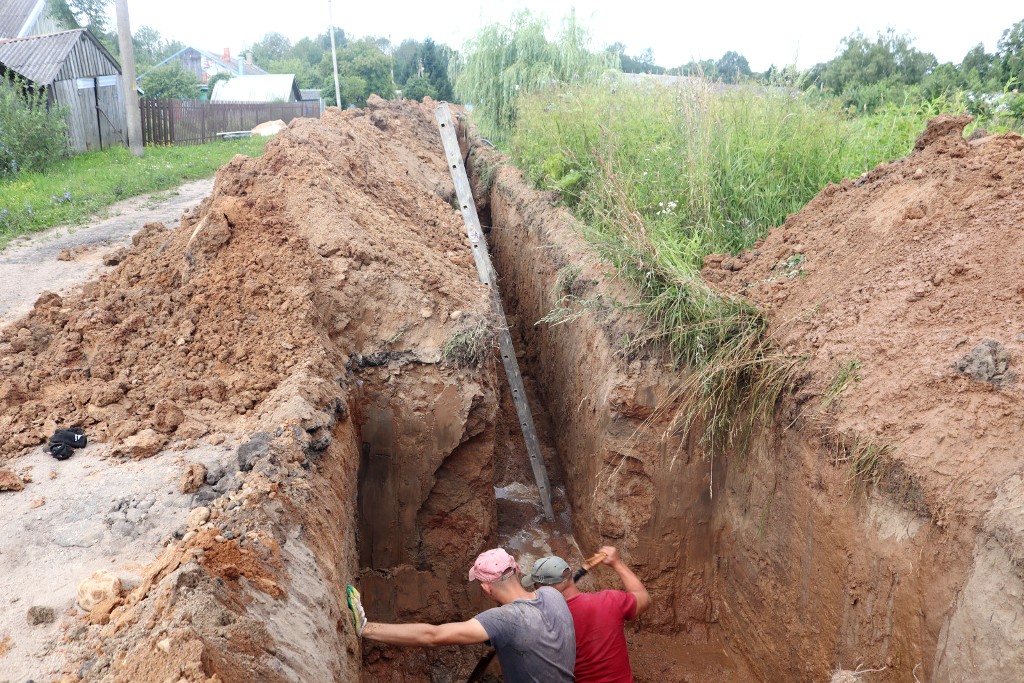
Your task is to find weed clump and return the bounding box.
[442,319,494,367]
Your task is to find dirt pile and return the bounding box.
[705,114,1024,517]
[0,98,501,681]
[702,114,1024,680]
[0,97,486,462]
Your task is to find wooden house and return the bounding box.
[0,28,127,152]
[1,1,128,152]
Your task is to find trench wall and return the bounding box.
[352,361,501,681]
[472,146,984,682]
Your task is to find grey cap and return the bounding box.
[521,556,571,589]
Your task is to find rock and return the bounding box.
[90,383,124,408]
[87,597,120,625]
[955,339,1013,385]
[213,474,240,494]
[237,432,272,472]
[119,429,167,459]
[77,571,121,611]
[27,606,56,625]
[176,419,209,440]
[187,506,211,529]
[102,247,127,266]
[0,468,24,492]
[153,399,185,433]
[179,462,207,494]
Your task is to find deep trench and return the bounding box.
[345,166,757,682]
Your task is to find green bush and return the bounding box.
[0,78,69,177]
[139,63,200,99]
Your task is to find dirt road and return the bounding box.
[0,178,214,327]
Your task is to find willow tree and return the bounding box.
[451,10,618,141]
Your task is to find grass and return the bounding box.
[821,358,863,412]
[441,319,494,367]
[554,263,582,296]
[833,434,892,491]
[0,137,269,249]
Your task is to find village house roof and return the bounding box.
[211,74,301,103]
[0,28,119,85]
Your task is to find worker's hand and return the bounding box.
[598,546,621,566]
[346,585,367,637]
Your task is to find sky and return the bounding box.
[113,1,1023,72]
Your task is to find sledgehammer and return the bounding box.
[573,552,607,582]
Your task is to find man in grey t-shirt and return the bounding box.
[347,548,576,683]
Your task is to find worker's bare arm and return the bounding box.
[599,546,651,617]
[361,618,490,646]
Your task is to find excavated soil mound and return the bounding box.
[0,98,497,681]
[0,96,485,462]
[705,115,1024,516]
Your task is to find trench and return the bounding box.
[296,112,974,683]
[337,135,757,681]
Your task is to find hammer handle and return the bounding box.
[572,552,607,582]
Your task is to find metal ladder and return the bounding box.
[434,103,555,521]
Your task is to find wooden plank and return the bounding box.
[434,102,555,521]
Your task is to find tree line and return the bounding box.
[625,22,1024,118]
[46,1,1024,118]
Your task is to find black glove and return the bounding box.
[48,428,87,461]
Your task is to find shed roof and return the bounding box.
[0,29,112,85]
[211,74,301,102]
[299,88,321,101]
[0,0,45,39]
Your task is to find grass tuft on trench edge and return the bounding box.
[442,319,494,367]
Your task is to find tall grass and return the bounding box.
[0,137,268,248]
[513,77,952,268]
[510,77,966,454]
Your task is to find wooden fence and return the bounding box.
[139,99,321,146]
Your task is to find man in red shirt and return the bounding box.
[522,546,650,683]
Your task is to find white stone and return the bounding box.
[77,571,121,611]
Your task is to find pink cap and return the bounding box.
[468,548,520,583]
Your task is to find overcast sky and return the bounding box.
[115,1,1022,72]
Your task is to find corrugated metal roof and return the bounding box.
[0,29,82,84]
[0,0,44,38]
[299,88,321,101]
[211,74,300,103]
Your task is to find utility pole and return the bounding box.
[327,0,341,108]
[114,0,143,156]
